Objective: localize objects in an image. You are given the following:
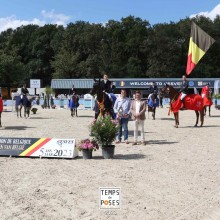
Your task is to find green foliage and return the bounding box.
[0,15,220,85]
[50,96,54,106]
[90,116,118,146]
[213,94,220,99]
[45,86,54,95]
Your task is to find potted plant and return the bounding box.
[31,107,38,114]
[90,116,118,159]
[78,139,99,159]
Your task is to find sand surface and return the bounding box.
[0,106,220,220]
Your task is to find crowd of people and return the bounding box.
[92,74,214,145]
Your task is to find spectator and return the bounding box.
[130,91,146,145]
[113,89,131,144]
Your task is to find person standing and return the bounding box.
[113,89,131,144]
[180,75,189,108]
[201,83,212,99]
[130,91,146,145]
[201,83,213,116]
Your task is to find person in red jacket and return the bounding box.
[201,83,213,105]
[201,83,213,116]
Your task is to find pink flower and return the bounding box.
[87,143,94,149]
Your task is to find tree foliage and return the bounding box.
[0,15,219,87]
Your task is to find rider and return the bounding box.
[21,83,29,99]
[69,84,77,96]
[180,75,189,108]
[101,73,112,93]
[148,82,158,101]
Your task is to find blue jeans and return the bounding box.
[118,118,129,141]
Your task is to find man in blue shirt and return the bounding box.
[114,89,131,144]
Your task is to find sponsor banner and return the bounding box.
[30,79,41,88]
[115,80,215,88]
[0,137,78,158]
[100,187,121,209]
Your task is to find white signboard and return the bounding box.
[100,187,121,209]
[31,138,78,158]
[30,79,41,88]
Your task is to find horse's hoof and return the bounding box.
[194,124,197,127]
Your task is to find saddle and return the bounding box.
[171,94,203,113]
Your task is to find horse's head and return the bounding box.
[26,95,36,102]
[161,84,170,95]
[90,78,104,96]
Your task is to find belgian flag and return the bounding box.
[186,22,215,75]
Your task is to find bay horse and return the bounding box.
[15,95,35,118]
[69,94,79,117]
[161,84,204,128]
[90,78,115,119]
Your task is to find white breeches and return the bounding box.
[201,94,205,98]
[180,93,187,100]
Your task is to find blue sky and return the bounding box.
[0,0,220,32]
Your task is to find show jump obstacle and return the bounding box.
[0,137,78,158]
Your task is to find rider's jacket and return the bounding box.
[180,80,189,94]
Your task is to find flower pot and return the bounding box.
[102,145,115,159]
[82,149,93,159]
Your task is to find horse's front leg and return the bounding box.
[20,106,22,118]
[194,111,199,127]
[24,107,27,119]
[177,112,179,125]
[209,106,211,117]
[153,107,156,120]
[27,108,30,118]
[200,108,205,127]
[174,112,178,128]
[71,109,73,117]
[0,113,2,127]
[76,108,78,117]
[16,106,18,118]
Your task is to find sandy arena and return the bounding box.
[0,106,220,220]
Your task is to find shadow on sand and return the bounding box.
[86,153,147,160]
[147,139,178,145]
[30,117,54,119]
[4,126,35,130]
[160,117,174,121]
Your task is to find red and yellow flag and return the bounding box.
[186,22,215,75]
